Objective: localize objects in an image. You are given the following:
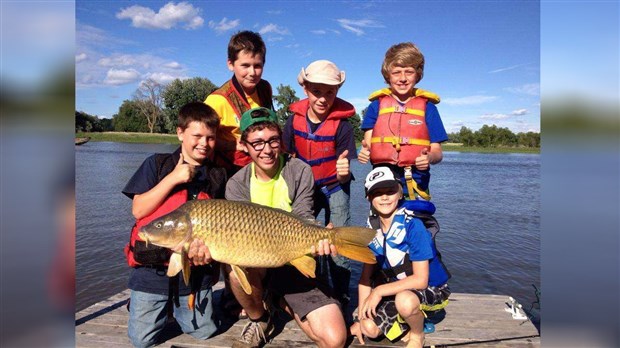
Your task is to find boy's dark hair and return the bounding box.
[178,102,220,131]
[240,121,281,143]
[228,30,266,63]
[381,42,425,84]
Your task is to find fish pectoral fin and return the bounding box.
[231,265,252,295]
[167,253,183,277]
[167,252,192,286]
[289,255,316,278]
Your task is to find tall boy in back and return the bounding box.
[350,167,451,348]
[357,42,447,204]
[283,60,358,305]
[205,30,274,173]
[122,102,226,347]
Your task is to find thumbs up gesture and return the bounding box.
[171,152,196,184]
[336,149,351,182]
[415,147,431,170]
[357,139,371,164]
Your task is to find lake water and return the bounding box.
[76,142,540,323]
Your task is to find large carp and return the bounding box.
[139,199,376,294]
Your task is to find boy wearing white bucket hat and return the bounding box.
[283,60,358,305]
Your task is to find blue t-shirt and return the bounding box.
[122,149,217,296]
[367,207,449,287]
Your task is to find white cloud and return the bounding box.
[511,108,528,115]
[336,19,383,36]
[443,95,498,106]
[505,83,540,96]
[98,55,137,67]
[103,68,141,85]
[259,23,290,35]
[163,61,182,69]
[480,113,509,120]
[145,72,186,85]
[116,2,203,30]
[208,17,240,34]
[266,10,283,15]
[76,53,87,63]
[488,64,525,74]
[311,30,327,35]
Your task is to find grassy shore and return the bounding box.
[76,132,540,154]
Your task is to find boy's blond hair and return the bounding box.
[381,42,425,84]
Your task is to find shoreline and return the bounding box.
[75,132,541,154]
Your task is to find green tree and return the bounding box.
[349,112,364,143]
[161,77,218,133]
[458,126,475,146]
[75,111,103,132]
[133,78,164,133]
[113,100,150,132]
[273,84,299,125]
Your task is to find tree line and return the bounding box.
[76,76,538,148]
[448,125,540,148]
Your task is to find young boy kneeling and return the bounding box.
[351,167,451,348]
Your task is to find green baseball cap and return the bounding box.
[240,107,278,132]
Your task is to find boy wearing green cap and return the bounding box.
[224,107,348,348]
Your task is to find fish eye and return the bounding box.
[155,222,163,229]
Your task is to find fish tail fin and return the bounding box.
[332,227,377,264]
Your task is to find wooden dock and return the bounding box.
[76,283,540,347]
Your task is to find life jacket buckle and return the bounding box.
[394,105,406,113]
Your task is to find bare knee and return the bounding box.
[360,318,381,338]
[316,328,346,348]
[395,291,422,318]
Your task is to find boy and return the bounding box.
[205,30,274,173]
[358,42,447,203]
[122,102,226,347]
[283,59,357,304]
[350,167,451,348]
[226,107,347,348]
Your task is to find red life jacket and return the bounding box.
[210,78,273,169]
[124,151,220,268]
[369,88,439,167]
[289,98,355,187]
[124,189,211,267]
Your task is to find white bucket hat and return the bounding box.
[297,60,346,86]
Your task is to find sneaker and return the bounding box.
[232,317,274,348]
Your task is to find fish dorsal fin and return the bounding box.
[289,255,316,278]
[231,265,252,295]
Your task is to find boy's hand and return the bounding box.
[360,289,382,319]
[350,322,365,345]
[357,140,370,164]
[336,150,350,178]
[310,239,338,256]
[414,148,431,170]
[187,239,213,266]
[172,153,196,184]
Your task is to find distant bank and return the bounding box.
[75,132,540,154]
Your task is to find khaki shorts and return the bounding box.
[266,265,340,320]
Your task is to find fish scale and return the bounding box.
[184,199,332,267]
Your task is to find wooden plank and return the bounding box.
[76,288,540,348]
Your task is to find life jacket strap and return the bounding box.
[378,106,425,116]
[370,136,431,147]
[404,166,431,201]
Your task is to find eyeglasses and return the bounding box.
[247,136,281,151]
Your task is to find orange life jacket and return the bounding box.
[211,79,273,169]
[289,98,355,187]
[369,88,439,167]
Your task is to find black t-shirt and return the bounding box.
[122,148,225,295]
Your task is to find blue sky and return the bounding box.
[76,1,540,133]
